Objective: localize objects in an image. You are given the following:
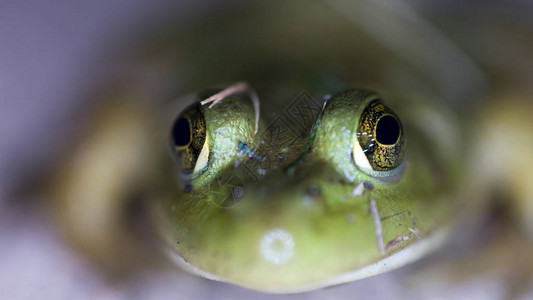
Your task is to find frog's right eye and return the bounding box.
[353,100,405,174]
[170,103,210,178]
[170,93,258,186]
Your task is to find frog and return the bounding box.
[146,80,461,292]
[52,79,462,293]
[48,0,533,296]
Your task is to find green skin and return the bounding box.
[159,88,460,292]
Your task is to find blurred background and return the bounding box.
[1,0,532,299]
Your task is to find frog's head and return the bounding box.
[163,89,457,293]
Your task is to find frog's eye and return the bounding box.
[170,91,258,186]
[170,103,210,177]
[353,101,405,173]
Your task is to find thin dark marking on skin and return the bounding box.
[370,199,385,255]
[380,210,408,222]
[385,234,410,251]
[201,81,260,135]
[385,227,421,251]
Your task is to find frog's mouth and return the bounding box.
[165,227,449,293]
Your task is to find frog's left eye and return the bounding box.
[170,103,210,177]
[353,101,405,173]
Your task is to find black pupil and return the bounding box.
[376,115,400,145]
[172,117,191,147]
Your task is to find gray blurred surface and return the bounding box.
[0,0,209,189]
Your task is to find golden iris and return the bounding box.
[356,101,405,171]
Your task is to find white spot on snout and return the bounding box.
[259,228,295,265]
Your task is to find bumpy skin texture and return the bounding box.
[162,89,459,292]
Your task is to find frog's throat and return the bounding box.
[165,226,450,294]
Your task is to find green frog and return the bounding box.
[154,83,461,292]
[50,0,533,295]
[53,80,462,293]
